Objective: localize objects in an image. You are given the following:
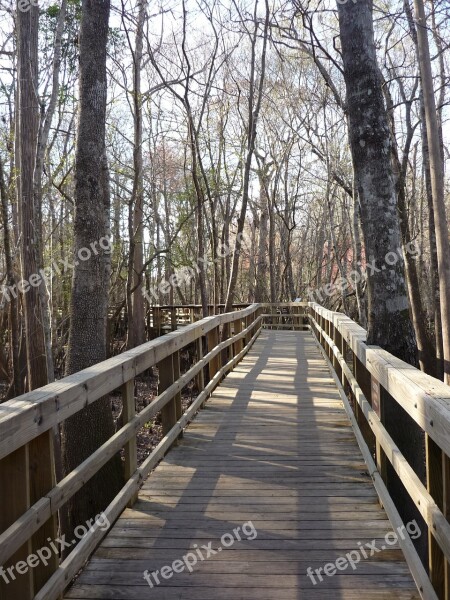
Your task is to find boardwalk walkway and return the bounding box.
[65,330,420,600]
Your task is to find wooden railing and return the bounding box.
[147,302,309,335]
[309,302,450,600]
[148,303,250,336]
[0,304,263,600]
[3,300,448,600]
[260,302,309,330]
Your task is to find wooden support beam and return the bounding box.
[158,354,177,446]
[121,379,137,507]
[173,350,182,439]
[425,435,448,600]
[0,445,33,600]
[207,326,220,382]
[28,431,58,593]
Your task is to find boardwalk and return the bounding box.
[65,330,420,600]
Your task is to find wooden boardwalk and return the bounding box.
[65,330,420,600]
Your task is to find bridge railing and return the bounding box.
[0,304,263,600]
[146,302,311,336]
[260,302,309,330]
[147,303,250,336]
[309,302,450,600]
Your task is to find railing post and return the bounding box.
[30,432,59,593]
[332,322,343,382]
[340,336,350,392]
[234,316,243,357]
[196,336,205,407]
[445,454,450,600]
[158,354,178,446]
[207,326,220,382]
[173,350,182,439]
[426,436,450,598]
[122,379,137,506]
[245,314,253,344]
[0,447,33,599]
[371,376,388,485]
[353,354,376,457]
[170,307,177,331]
[154,307,161,337]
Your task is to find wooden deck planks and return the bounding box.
[64,330,420,600]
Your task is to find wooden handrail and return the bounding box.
[0,303,264,600]
[5,300,448,599]
[308,302,450,600]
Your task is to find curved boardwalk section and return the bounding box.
[65,330,420,600]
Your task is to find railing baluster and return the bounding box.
[207,326,220,381]
[158,354,178,446]
[122,379,137,506]
[0,446,33,599]
[173,350,182,439]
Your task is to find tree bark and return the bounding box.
[337,0,417,363]
[16,0,49,391]
[61,0,123,535]
[126,0,146,348]
[412,0,450,383]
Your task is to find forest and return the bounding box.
[0,0,450,598]
[0,0,449,393]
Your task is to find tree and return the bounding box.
[61,0,123,535]
[412,0,450,384]
[336,0,416,363]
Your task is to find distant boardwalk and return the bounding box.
[65,331,420,599]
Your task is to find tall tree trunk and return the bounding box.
[412,0,450,383]
[61,0,123,536]
[403,0,444,379]
[337,0,425,564]
[337,0,416,363]
[126,0,146,348]
[17,0,48,391]
[32,0,66,383]
[224,0,270,312]
[255,170,269,302]
[0,157,22,397]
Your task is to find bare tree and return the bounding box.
[61,0,123,534]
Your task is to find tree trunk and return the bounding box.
[337,0,425,565]
[412,0,450,383]
[0,157,22,396]
[255,170,269,302]
[127,0,146,348]
[17,0,48,391]
[61,0,123,536]
[337,0,416,363]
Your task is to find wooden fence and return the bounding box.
[309,302,450,600]
[2,300,450,599]
[0,304,264,600]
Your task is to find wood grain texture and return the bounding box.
[64,331,420,600]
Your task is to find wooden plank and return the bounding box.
[0,445,33,599]
[122,379,137,507]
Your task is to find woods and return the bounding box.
[0,0,450,588]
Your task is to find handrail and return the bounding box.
[308,301,450,600]
[0,303,264,600]
[4,300,446,599]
